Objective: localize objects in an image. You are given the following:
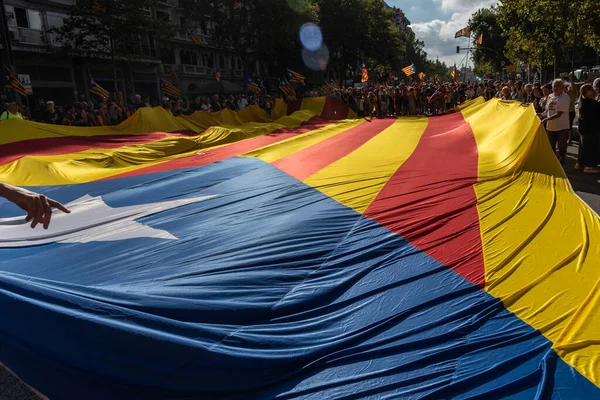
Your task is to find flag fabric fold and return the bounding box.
[0,98,599,400]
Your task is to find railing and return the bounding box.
[181,64,208,76]
[16,28,44,46]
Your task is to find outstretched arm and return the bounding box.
[0,183,70,229]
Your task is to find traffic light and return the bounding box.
[457,46,460,54]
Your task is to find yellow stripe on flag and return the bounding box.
[304,117,429,213]
[0,110,319,186]
[243,119,366,164]
[463,99,600,388]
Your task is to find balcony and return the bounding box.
[15,27,44,46]
[181,64,207,76]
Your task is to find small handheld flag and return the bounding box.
[160,79,181,98]
[402,64,416,77]
[418,72,426,81]
[4,67,28,97]
[88,73,110,99]
[287,69,305,85]
[216,61,221,82]
[361,68,369,83]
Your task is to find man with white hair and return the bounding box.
[539,79,570,164]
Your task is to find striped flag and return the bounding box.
[4,67,28,97]
[287,69,305,85]
[451,64,459,82]
[475,33,483,46]
[418,72,426,81]
[246,78,261,94]
[88,73,110,99]
[2,98,600,400]
[402,64,416,77]
[160,78,181,98]
[361,68,369,83]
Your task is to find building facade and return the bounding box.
[0,0,263,105]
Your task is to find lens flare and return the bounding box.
[299,23,323,52]
[302,44,329,72]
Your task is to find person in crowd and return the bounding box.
[576,83,600,173]
[211,94,222,112]
[41,101,62,124]
[566,83,578,145]
[133,94,146,111]
[523,84,534,104]
[538,79,570,164]
[501,86,511,100]
[0,102,24,121]
[72,102,89,126]
[0,182,70,229]
[107,101,123,125]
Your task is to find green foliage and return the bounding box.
[49,0,173,60]
[424,59,451,81]
[181,0,317,77]
[469,7,507,77]
[49,0,174,91]
[496,0,600,69]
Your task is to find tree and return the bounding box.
[424,59,451,81]
[48,0,174,94]
[469,7,508,78]
[496,0,600,79]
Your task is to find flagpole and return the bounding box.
[464,34,470,83]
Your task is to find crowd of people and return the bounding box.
[2,75,600,173]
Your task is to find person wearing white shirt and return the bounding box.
[237,95,248,110]
[538,79,570,164]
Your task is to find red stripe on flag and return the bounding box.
[320,97,351,120]
[104,116,331,180]
[364,113,485,287]
[0,132,195,166]
[272,118,396,182]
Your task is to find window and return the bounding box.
[12,7,42,30]
[14,7,28,28]
[27,10,42,30]
[156,11,170,23]
[47,12,66,29]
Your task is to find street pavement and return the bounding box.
[0,144,599,400]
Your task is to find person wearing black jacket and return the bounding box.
[577,84,600,173]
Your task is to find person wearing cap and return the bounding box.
[0,102,23,121]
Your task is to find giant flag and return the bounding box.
[0,97,599,399]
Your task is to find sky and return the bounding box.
[386,0,498,68]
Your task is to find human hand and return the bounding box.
[1,184,70,229]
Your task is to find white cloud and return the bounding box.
[410,1,497,67]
